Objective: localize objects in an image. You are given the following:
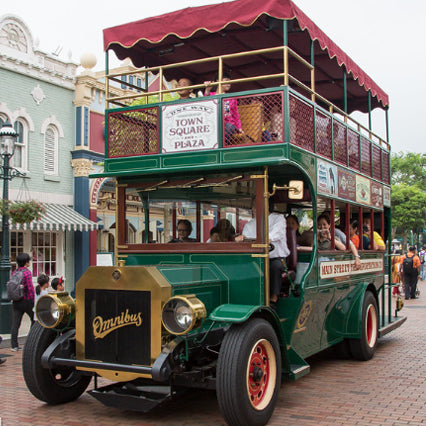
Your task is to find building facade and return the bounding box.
[0,13,96,313]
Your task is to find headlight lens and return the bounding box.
[162,295,206,335]
[36,293,75,329]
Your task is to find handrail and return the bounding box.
[105,45,389,152]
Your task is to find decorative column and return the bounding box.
[71,158,93,284]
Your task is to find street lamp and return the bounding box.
[0,122,22,333]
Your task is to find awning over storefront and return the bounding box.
[5,204,98,232]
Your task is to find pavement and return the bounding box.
[0,312,31,349]
[0,280,425,425]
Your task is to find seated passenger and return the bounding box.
[204,73,244,144]
[317,213,345,251]
[350,220,360,249]
[363,217,385,251]
[317,213,361,269]
[236,200,289,308]
[362,225,371,249]
[209,219,236,242]
[286,214,313,247]
[169,219,196,242]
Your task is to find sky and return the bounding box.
[3,0,426,154]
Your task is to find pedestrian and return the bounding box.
[34,274,50,320]
[0,335,6,365]
[400,246,421,300]
[391,251,402,296]
[419,245,426,281]
[10,253,34,351]
[51,276,65,292]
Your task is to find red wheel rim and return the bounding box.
[366,304,377,347]
[246,339,276,410]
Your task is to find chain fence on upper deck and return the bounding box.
[108,107,159,158]
[223,92,284,147]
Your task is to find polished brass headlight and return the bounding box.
[162,295,206,335]
[36,292,75,329]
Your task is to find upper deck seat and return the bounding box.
[281,227,298,297]
[230,102,263,145]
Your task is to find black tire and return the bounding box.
[349,291,378,361]
[22,322,91,404]
[217,318,281,426]
[332,339,352,359]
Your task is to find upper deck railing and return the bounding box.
[104,46,390,184]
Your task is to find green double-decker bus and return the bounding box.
[23,1,405,425]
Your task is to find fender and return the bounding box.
[209,303,290,370]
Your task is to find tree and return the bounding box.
[391,152,426,249]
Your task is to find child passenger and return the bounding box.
[34,274,50,320]
[204,73,244,143]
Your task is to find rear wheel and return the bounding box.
[349,291,378,361]
[22,322,91,404]
[217,318,281,426]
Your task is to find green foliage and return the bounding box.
[391,152,426,245]
[391,152,426,187]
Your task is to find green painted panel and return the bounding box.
[158,265,220,285]
[222,146,286,163]
[105,156,159,172]
[162,152,219,168]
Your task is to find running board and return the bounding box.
[88,382,173,412]
[378,316,407,338]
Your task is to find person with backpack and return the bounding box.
[419,245,426,281]
[10,253,34,351]
[400,246,421,300]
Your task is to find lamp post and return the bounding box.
[0,122,22,333]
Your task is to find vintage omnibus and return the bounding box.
[23,1,406,425]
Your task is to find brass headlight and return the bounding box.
[36,292,75,329]
[162,295,206,335]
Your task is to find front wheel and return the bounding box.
[22,322,91,404]
[349,291,378,361]
[217,318,281,426]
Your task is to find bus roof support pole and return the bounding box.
[368,90,372,132]
[196,201,201,242]
[358,207,363,250]
[330,200,335,250]
[345,204,350,250]
[310,40,315,103]
[385,107,390,143]
[105,51,109,110]
[343,68,347,114]
[283,20,288,46]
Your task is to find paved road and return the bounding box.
[1,283,425,426]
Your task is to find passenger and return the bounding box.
[362,225,371,249]
[34,274,50,320]
[318,213,361,269]
[177,77,194,100]
[51,276,65,292]
[317,213,345,251]
[170,219,196,243]
[208,219,235,242]
[236,200,289,308]
[204,73,244,143]
[286,214,302,241]
[363,217,385,251]
[350,220,360,249]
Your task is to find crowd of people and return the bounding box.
[0,253,66,365]
[392,245,425,300]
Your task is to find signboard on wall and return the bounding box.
[317,159,337,196]
[337,169,356,201]
[162,99,218,153]
[355,175,371,205]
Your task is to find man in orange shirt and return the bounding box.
[400,246,421,300]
